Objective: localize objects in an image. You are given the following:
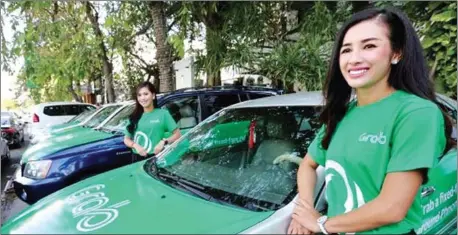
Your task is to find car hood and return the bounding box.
[1,162,272,234]
[21,128,114,164]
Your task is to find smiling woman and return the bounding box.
[289,7,456,235]
[123,82,181,161]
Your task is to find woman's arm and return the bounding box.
[293,170,424,233]
[288,154,320,234]
[164,128,181,144]
[297,154,320,206]
[124,136,136,148]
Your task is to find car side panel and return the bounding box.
[417,148,457,234]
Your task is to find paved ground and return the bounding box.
[1,134,30,225]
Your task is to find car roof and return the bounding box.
[35,102,95,106]
[229,91,325,109]
[159,85,282,96]
[229,91,454,110]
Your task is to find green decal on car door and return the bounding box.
[417,148,457,234]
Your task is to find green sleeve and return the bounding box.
[163,110,178,132]
[124,119,133,139]
[387,107,446,173]
[307,125,327,166]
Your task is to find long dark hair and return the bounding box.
[320,7,456,153]
[127,81,158,135]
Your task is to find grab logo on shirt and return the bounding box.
[134,131,152,153]
[358,132,387,145]
[325,160,366,212]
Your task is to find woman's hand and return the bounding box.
[291,199,322,233]
[134,144,148,157]
[288,218,313,234]
[153,140,165,155]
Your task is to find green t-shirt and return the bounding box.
[308,90,446,234]
[124,109,178,155]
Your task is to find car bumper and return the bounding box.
[12,166,66,204]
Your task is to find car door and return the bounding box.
[160,95,201,136]
[417,101,457,234]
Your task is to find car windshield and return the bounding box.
[84,105,122,128]
[1,117,11,127]
[102,104,134,132]
[67,109,97,123]
[146,106,322,212]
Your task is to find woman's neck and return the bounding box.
[143,105,154,113]
[356,82,396,106]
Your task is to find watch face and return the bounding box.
[318,216,327,223]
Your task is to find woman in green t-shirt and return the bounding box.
[124,82,181,161]
[288,7,455,235]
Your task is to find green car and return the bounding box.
[48,108,98,132]
[29,103,125,145]
[2,92,456,234]
[22,103,130,163]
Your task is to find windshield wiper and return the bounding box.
[155,169,230,205]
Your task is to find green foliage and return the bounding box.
[376,1,457,98]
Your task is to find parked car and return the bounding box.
[12,86,281,204]
[1,114,25,148]
[48,108,98,131]
[0,137,11,162]
[29,102,96,140]
[2,91,455,234]
[29,103,123,145]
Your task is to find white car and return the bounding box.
[29,102,96,140]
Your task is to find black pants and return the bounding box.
[402,230,416,235]
[131,153,143,163]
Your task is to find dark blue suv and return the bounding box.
[13,86,282,204]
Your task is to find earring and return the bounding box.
[391,60,398,65]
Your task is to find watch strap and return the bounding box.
[317,216,329,235]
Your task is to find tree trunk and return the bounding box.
[150,2,174,93]
[68,78,82,102]
[204,27,223,87]
[85,2,115,103]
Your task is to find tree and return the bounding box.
[150,1,174,92]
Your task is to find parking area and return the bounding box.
[1,133,29,225]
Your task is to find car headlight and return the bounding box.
[24,160,52,179]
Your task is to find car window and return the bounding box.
[248,92,273,100]
[43,104,95,116]
[239,93,249,102]
[69,109,97,123]
[203,94,240,115]
[43,105,65,116]
[84,105,121,128]
[161,96,199,129]
[103,105,135,131]
[150,106,322,212]
[80,105,95,112]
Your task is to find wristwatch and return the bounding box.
[317,215,329,234]
[162,138,169,145]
